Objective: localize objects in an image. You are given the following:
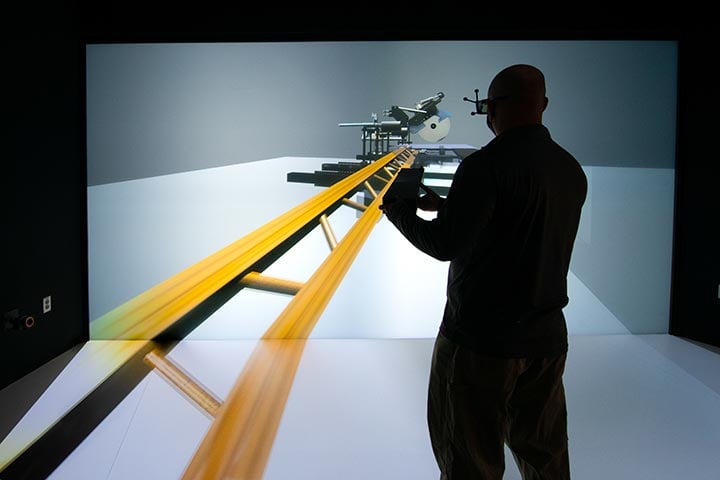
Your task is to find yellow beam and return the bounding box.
[238,271,303,295]
[263,183,388,339]
[266,150,416,340]
[319,214,338,250]
[90,147,408,340]
[364,181,378,199]
[181,339,306,480]
[341,197,367,212]
[182,150,417,480]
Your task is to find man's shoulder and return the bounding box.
[454,148,492,178]
[459,146,492,166]
[461,147,485,159]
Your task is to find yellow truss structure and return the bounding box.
[0,145,424,478]
[129,147,418,479]
[91,147,414,341]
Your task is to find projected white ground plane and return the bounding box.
[86,157,658,337]
[2,335,719,480]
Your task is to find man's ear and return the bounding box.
[542,96,549,112]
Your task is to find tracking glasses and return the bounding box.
[463,89,509,115]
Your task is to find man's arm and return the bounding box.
[382,156,496,261]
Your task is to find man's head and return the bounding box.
[485,64,548,136]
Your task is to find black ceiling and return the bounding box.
[69,1,703,42]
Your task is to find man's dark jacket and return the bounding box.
[384,124,587,357]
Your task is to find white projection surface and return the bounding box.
[0,39,690,480]
[87,156,658,338]
[86,40,678,336]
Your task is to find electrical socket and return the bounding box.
[43,295,52,314]
[3,309,35,331]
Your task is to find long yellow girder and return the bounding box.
[180,339,306,480]
[90,148,411,340]
[181,152,417,480]
[0,148,419,479]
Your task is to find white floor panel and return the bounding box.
[47,383,147,480]
[636,334,720,395]
[25,335,718,479]
[104,372,212,480]
[565,335,720,480]
[0,341,148,470]
[264,339,440,480]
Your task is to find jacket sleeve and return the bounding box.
[384,155,496,261]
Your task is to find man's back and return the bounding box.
[440,124,587,357]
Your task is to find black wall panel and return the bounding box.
[2,2,87,390]
[1,4,716,392]
[670,32,720,347]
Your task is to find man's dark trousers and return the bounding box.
[427,333,570,480]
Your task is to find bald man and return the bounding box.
[382,64,587,479]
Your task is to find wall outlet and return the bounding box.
[43,295,52,314]
[3,309,35,330]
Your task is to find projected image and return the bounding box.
[86,40,677,339]
[0,40,678,479]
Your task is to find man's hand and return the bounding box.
[417,183,443,212]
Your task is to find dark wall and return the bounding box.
[670,32,720,347]
[2,1,87,390]
[1,4,716,390]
